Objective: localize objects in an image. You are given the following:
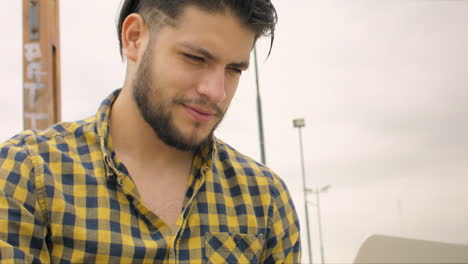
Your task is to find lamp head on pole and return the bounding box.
[293,118,305,128]
[320,184,332,193]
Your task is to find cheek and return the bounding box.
[223,84,238,109]
[225,76,240,98]
[154,65,198,96]
[166,64,201,90]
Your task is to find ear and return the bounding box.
[121,14,148,62]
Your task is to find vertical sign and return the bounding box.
[23,0,61,130]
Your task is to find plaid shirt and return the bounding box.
[0,90,301,263]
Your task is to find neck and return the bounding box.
[109,87,194,169]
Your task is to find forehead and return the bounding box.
[154,6,255,62]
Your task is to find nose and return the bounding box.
[196,70,227,103]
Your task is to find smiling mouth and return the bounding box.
[183,104,217,122]
[187,105,215,115]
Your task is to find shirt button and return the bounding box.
[116,176,123,185]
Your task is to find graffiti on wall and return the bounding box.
[24,42,48,129]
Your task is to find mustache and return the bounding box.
[173,97,223,117]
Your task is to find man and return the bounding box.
[0,0,300,263]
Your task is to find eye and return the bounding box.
[227,67,242,75]
[183,53,205,63]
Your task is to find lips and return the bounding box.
[186,105,215,116]
[183,104,217,122]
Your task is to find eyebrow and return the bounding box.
[177,42,250,69]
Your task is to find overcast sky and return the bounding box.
[1,1,468,263]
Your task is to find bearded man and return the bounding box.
[0,1,300,263]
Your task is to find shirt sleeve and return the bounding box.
[0,144,50,263]
[261,175,302,264]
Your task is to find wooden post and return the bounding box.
[23,0,61,130]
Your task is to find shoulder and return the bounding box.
[0,117,99,193]
[0,117,98,179]
[213,138,290,199]
[0,116,97,155]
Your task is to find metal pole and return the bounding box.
[253,46,266,164]
[298,127,313,264]
[316,191,325,264]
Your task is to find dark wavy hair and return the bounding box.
[116,0,278,58]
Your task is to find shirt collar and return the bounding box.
[95,89,121,178]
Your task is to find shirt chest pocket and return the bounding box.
[205,232,264,264]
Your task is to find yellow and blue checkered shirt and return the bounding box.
[0,90,300,263]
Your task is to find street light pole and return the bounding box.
[293,118,313,264]
[308,184,331,264]
[253,46,266,164]
[316,191,325,264]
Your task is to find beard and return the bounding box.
[131,45,225,152]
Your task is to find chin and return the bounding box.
[193,127,215,143]
[172,120,218,150]
[187,130,212,145]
